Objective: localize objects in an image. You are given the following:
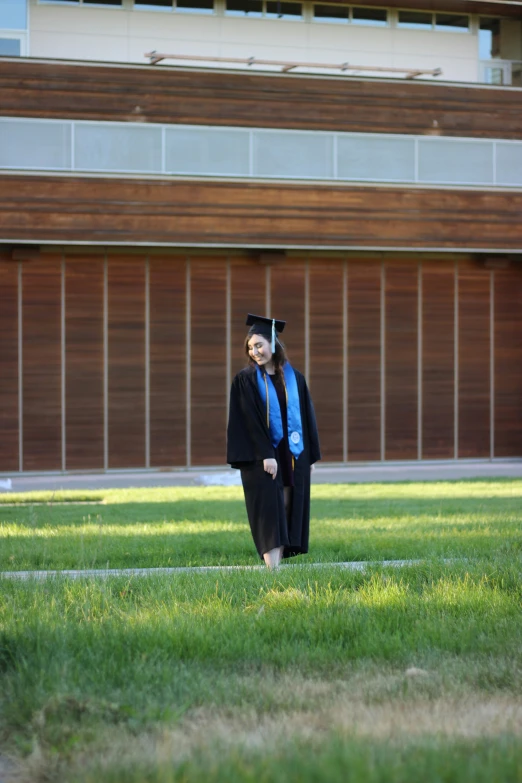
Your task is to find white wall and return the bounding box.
[28,1,480,83]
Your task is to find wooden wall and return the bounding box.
[0,252,521,472]
[3,175,522,251]
[2,59,522,138]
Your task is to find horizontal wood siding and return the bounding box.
[309,260,344,462]
[22,257,62,471]
[230,257,266,379]
[458,264,490,458]
[0,256,19,471]
[190,258,227,465]
[149,257,187,467]
[347,261,381,461]
[385,261,418,460]
[422,263,455,459]
[2,59,522,138]
[494,268,522,457]
[108,257,146,468]
[3,176,522,250]
[65,257,104,470]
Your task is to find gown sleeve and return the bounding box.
[226,371,275,467]
[302,377,321,465]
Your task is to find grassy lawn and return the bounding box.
[0,480,521,782]
[1,481,521,570]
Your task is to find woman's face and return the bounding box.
[247,333,273,367]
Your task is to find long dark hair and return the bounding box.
[244,330,288,376]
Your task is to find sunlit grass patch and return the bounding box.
[1,480,521,570]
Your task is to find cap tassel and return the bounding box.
[271,318,276,353]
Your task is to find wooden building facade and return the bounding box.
[1,57,522,472]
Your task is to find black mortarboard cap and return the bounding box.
[246,313,286,351]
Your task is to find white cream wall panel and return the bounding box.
[29,1,481,83]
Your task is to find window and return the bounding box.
[225,0,263,16]
[135,0,172,8]
[479,17,501,59]
[176,0,214,12]
[40,0,123,5]
[434,14,469,32]
[0,37,21,55]
[398,11,470,32]
[313,4,349,23]
[265,2,302,19]
[352,7,387,26]
[0,0,27,30]
[397,11,432,30]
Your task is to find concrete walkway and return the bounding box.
[0,559,453,581]
[1,460,521,493]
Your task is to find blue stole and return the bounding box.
[256,364,304,460]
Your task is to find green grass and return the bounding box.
[0,480,521,782]
[1,480,521,570]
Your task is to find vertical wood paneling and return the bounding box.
[309,260,344,462]
[149,256,186,467]
[230,258,266,378]
[347,261,381,461]
[191,257,227,465]
[494,266,522,457]
[22,257,62,470]
[108,256,146,468]
[0,256,19,471]
[65,257,104,470]
[270,261,306,372]
[458,264,490,458]
[385,261,418,460]
[422,263,455,459]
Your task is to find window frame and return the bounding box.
[396,8,471,33]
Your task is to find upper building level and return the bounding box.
[2,0,522,85]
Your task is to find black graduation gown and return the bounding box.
[227,365,321,560]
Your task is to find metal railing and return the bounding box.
[1,117,522,188]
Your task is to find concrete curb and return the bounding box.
[0,559,446,581]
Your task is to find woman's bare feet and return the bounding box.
[263,547,283,569]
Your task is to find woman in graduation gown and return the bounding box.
[227,314,321,568]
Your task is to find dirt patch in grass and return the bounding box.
[7,686,522,783]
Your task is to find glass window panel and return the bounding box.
[0,0,27,30]
[479,17,500,58]
[435,14,469,32]
[165,128,250,176]
[74,124,162,173]
[225,0,263,16]
[0,38,21,55]
[313,4,349,22]
[337,135,415,182]
[495,143,522,187]
[0,120,71,169]
[83,0,122,5]
[397,11,432,29]
[265,1,302,18]
[134,0,172,8]
[352,7,387,26]
[176,0,213,12]
[253,131,333,179]
[418,139,493,185]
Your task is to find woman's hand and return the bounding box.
[263,458,278,480]
[311,464,315,473]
